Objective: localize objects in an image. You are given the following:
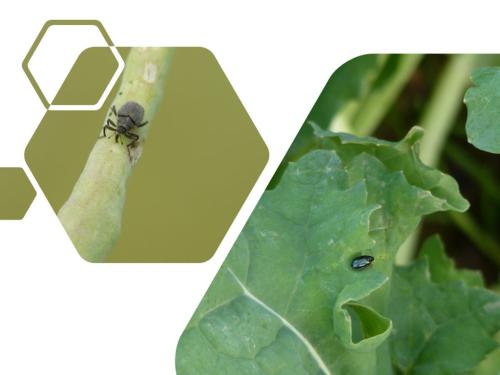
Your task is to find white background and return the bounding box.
[1,1,498,374]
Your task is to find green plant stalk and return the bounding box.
[353,54,423,136]
[419,54,478,167]
[329,55,389,133]
[396,54,478,265]
[58,48,174,262]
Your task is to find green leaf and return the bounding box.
[276,56,385,184]
[307,55,386,128]
[177,128,469,374]
[333,273,392,351]
[312,124,469,214]
[420,234,484,288]
[464,67,500,154]
[389,256,500,374]
[269,54,421,190]
[472,332,500,375]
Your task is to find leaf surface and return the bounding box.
[419,234,484,288]
[177,128,470,375]
[271,55,421,189]
[464,67,500,153]
[389,252,500,374]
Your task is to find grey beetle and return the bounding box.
[101,101,149,150]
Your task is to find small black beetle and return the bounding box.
[101,101,149,150]
[351,255,374,270]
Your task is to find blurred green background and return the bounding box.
[276,54,500,286]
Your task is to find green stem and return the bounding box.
[419,54,478,167]
[58,48,174,262]
[328,55,389,134]
[396,54,479,265]
[353,54,423,136]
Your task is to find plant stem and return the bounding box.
[58,48,174,262]
[328,55,388,134]
[396,54,478,265]
[419,54,478,167]
[353,54,423,136]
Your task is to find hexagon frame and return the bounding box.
[22,20,124,111]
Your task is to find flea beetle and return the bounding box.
[100,101,149,150]
[351,255,374,270]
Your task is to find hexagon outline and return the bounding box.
[22,20,125,111]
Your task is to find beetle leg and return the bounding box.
[123,132,139,162]
[111,105,117,117]
[125,132,140,148]
[99,120,117,138]
[137,121,149,128]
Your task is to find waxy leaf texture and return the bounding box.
[464,67,500,154]
[390,244,499,374]
[175,128,496,375]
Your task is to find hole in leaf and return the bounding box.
[345,302,391,344]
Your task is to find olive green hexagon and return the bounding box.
[51,47,119,106]
[22,20,120,108]
[25,47,268,262]
[0,168,36,219]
